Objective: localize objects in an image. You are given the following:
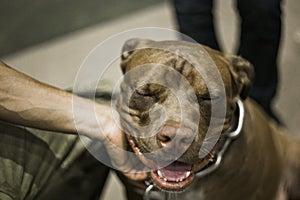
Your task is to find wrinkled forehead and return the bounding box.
[121,39,226,97]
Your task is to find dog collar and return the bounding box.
[143,98,245,199]
[195,98,245,178]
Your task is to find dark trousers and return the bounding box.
[173,0,282,109]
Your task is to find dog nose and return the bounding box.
[157,125,194,150]
[157,126,177,146]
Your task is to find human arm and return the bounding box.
[0,60,147,180]
[0,60,106,138]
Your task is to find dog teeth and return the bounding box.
[157,170,191,182]
[185,171,191,178]
[157,170,164,179]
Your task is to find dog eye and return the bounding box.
[129,92,155,111]
[196,94,221,105]
[196,94,211,101]
[197,93,221,100]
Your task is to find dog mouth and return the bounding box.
[126,135,215,192]
[150,161,195,191]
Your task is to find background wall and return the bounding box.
[0,0,161,56]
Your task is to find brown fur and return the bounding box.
[117,39,300,200]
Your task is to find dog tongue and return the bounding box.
[159,162,192,182]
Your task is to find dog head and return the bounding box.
[117,39,254,191]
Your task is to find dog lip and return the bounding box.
[127,133,217,191]
[127,134,195,191]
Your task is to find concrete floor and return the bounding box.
[2,0,300,199]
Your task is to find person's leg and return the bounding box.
[236,0,282,123]
[172,0,220,50]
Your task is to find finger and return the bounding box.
[123,170,148,181]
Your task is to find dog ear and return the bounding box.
[225,54,255,100]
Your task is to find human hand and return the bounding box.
[94,104,148,182]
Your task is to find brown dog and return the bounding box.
[116,39,300,200]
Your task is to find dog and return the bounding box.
[116,39,300,200]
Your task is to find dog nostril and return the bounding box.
[157,125,195,148]
[157,133,172,144]
[157,126,177,147]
